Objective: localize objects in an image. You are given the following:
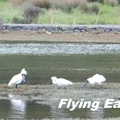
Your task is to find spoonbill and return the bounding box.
[51,76,73,89]
[8,68,27,88]
[82,74,106,89]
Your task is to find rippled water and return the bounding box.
[0,43,120,55]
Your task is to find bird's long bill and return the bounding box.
[82,80,88,89]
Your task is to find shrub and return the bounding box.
[80,2,99,14]
[80,3,90,13]
[23,2,41,23]
[104,0,118,6]
[90,3,99,14]
[12,17,26,24]
[98,0,104,3]
[53,0,88,12]
[87,0,104,2]
[87,0,97,1]
[11,0,23,6]
[0,0,9,1]
[118,0,120,4]
[0,18,4,31]
[30,0,51,9]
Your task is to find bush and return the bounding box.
[0,18,4,31]
[87,0,104,3]
[11,0,23,6]
[80,3,90,13]
[80,2,99,14]
[53,0,88,12]
[90,3,99,14]
[0,0,9,1]
[30,0,51,9]
[12,17,26,24]
[23,2,41,23]
[104,0,118,6]
[118,0,120,4]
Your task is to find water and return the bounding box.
[0,42,120,119]
[0,43,120,55]
[0,95,120,119]
[0,42,120,84]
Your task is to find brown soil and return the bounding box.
[0,31,120,43]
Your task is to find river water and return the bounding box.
[0,42,120,119]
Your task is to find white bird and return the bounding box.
[82,74,106,89]
[8,68,27,88]
[51,76,73,89]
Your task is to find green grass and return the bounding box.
[0,1,120,24]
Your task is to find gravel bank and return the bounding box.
[0,24,120,43]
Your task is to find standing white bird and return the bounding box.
[82,74,106,89]
[8,68,27,88]
[51,76,73,89]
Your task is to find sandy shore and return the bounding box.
[0,31,120,43]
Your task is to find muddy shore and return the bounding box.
[1,83,120,102]
[0,31,120,43]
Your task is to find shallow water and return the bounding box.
[0,43,120,55]
[0,95,120,119]
[0,42,120,84]
[0,42,120,119]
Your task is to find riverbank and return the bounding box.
[0,24,120,43]
[0,30,120,43]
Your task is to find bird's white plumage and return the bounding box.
[51,76,73,87]
[82,74,106,89]
[87,74,106,85]
[8,68,27,87]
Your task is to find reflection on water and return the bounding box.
[87,107,104,119]
[50,106,70,119]
[6,94,51,119]
[8,94,26,119]
[0,43,120,55]
[0,97,119,119]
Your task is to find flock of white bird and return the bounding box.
[7,68,106,89]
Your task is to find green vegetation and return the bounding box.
[0,0,120,24]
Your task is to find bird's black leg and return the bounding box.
[15,84,18,88]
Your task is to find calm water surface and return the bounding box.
[0,95,120,119]
[0,42,120,119]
